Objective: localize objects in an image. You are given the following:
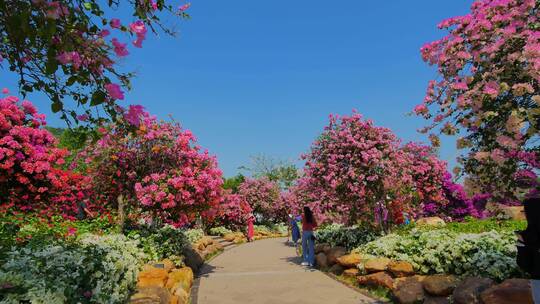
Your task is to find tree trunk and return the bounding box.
[117,194,125,232]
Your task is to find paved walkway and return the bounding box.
[193,237,380,304]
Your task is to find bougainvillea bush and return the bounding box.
[210,190,252,230]
[356,229,520,281]
[238,177,281,223]
[415,0,540,199]
[296,112,466,228]
[0,233,146,303]
[0,95,101,218]
[81,108,223,226]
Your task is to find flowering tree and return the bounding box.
[0,0,190,123]
[415,0,539,199]
[211,190,253,230]
[399,142,448,214]
[237,177,281,223]
[0,93,99,218]
[81,107,223,226]
[300,112,413,227]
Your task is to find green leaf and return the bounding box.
[83,2,92,10]
[51,101,63,113]
[90,90,106,106]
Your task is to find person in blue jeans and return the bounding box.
[301,206,317,267]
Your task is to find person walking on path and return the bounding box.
[288,214,301,245]
[301,206,317,267]
[247,215,255,242]
[517,197,540,279]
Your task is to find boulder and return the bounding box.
[393,276,426,304]
[336,253,362,268]
[233,236,246,244]
[130,287,171,304]
[137,268,169,288]
[423,274,458,296]
[364,257,391,273]
[480,278,533,304]
[200,236,213,247]
[453,277,495,304]
[357,272,394,289]
[223,233,237,242]
[315,252,329,269]
[328,263,345,276]
[182,246,204,273]
[315,243,331,254]
[387,260,414,277]
[423,297,450,304]
[172,287,189,304]
[486,202,526,220]
[214,242,224,251]
[326,246,347,265]
[154,259,175,272]
[416,217,445,226]
[343,268,360,278]
[165,267,194,293]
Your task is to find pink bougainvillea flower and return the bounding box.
[124,104,146,126]
[111,38,129,57]
[110,18,121,29]
[129,21,147,36]
[99,29,110,38]
[1,88,8,94]
[179,3,191,11]
[77,114,89,121]
[104,83,124,100]
[483,81,500,98]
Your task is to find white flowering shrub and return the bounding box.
[209,226,233,236]
[184,228,204,244]
[316,224,381,251]
[0,233,146,304]
[355,229,520,280]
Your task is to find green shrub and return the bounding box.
[394,218,526,235]
[355,229,520,281]
[315,224,381,251]
[0,233,145,304]
[209,226,233,236]
[126,225,189,265]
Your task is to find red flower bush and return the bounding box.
[82,109,223,226]
[415,0,540,199]
[0,94,94,217]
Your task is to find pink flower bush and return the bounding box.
[0,95,97,218]
[211,190,253,230]
[415,0,540,199]
[82,109,223,226]
[238,177,281,222]
[291,111,476,227]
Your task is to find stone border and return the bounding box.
[322,270,389,303]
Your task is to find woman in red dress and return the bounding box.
[247,215,255,242]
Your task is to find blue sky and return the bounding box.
[3,0,473,177]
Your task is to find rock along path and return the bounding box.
[193,237,381,304]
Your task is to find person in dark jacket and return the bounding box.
[517,197,540,279]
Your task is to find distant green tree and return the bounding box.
[223,174,245,193]
[240,154,299,190]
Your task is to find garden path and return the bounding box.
[193,237,380,304]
